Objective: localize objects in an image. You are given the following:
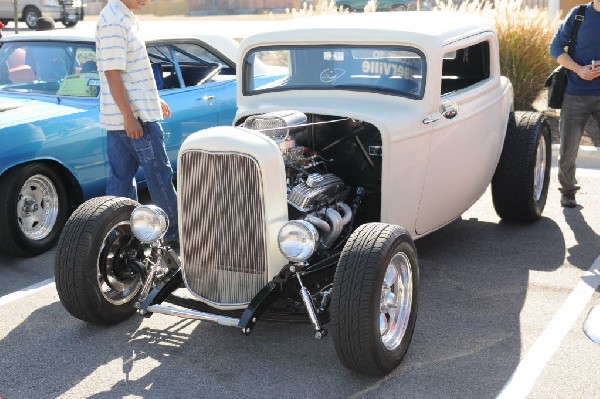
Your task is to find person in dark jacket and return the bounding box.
[549,1,600,208]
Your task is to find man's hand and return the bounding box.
[124,114,143,139]
[577,63,600,81]
[160,98,171,118]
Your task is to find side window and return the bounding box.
[441,41,490,95]
[147,42,234,91]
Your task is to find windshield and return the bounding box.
[0,41,99,97]
[244,45,425,98]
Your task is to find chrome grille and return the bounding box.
[179,150,268,305]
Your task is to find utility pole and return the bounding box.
[12,0,19,34]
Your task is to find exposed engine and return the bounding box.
[243,110,358,250]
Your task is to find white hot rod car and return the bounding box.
[55,12,551,376]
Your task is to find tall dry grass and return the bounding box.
[437,0,560,110]
[286,1,348,17]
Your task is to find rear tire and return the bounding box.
[492,111,551,222]
[331,223,419,376]
[63,21,78,28]
[55,196,142,325]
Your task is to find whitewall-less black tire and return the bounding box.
[330,223,419,376]
[492,111,551,222]
[55,196,142,325]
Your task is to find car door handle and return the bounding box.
[199,95,215,101]
[423,100,459,124]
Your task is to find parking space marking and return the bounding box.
[497,256,600,399]
[0,278,55,307]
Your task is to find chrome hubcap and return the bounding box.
[26,12,38,27]
[97,221,142,305]
[17,174,59,240]
[533,134,547,201]
[379,252,413,351]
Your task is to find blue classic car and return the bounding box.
[0,30,239,257]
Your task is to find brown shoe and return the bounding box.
[560,193,577,208]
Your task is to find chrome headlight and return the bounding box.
[278,220,319,263]
[130,205,169,244]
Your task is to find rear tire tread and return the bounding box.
[491,111,551,222]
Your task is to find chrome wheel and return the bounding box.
[379,252,413,351]
[17,174,59,240]
[533,134,547,202]
[97,221,142,305]
[25,12,37,27]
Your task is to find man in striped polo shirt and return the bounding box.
[96,0,179,246]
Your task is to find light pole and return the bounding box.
[12,0,19,34]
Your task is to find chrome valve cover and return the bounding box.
[288,173,348,212]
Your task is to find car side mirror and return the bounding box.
[423,100,459,124]
[583,304,600,344]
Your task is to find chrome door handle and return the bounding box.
[200,95,214,101]
[423,100,459,124]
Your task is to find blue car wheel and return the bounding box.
[0,163,69,257]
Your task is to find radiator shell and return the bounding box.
[177,126,289,310]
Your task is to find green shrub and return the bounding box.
[436,0,561,110]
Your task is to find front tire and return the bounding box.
[0,164,69,257]
[63,20,77,28]
[331,223,419,376]
[55,196,142,325]
[492,111,551,222]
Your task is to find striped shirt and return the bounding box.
[95,0,161,130]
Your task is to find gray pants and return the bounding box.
[559,94,600,194]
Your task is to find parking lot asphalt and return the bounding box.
[1,168,599,399]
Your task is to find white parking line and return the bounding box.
[0,278,55,307]
[497,256,600,399]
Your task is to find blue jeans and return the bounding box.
[106,121,179,241]
[559,94,600,194]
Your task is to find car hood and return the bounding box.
[0,96,89,129]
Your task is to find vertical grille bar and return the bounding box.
[179,150,268,305]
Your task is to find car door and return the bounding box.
[144,40,237,173]
[416,33,508,235]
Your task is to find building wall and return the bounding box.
[559,0,587,14]
[85,0,561,16]
[85,0,302,15]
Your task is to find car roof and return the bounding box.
[0,29,239,64]
[240,11,494,51]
